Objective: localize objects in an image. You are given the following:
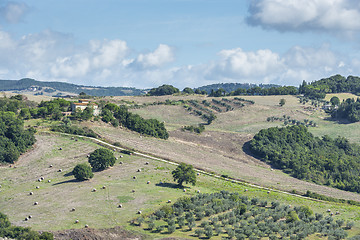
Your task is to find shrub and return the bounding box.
[88,148,116,171]
[73,163,93,181]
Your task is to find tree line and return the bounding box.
[249,125,360,193]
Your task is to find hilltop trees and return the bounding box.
[88,148,116,171]
[148,84,179,96]
[172,163,196,187]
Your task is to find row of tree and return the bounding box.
[249,125,360,193]
[331,98,360,122]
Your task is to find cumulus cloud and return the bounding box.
[0,1,29,23]
[131,44,175,69]
[247,0,360,34]
[0,28,358,89]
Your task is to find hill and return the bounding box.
[0,78,147,96]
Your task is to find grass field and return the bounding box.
[3,93,360,239]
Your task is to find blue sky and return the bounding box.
[1,0,360,89]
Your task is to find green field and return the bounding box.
[2,93,360,239]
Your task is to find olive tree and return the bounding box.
[172,163,196,187]
[88,148,116,171]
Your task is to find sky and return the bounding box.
[1,0,360,89]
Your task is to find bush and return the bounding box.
[73,163,93,181]
[88,148,116,171]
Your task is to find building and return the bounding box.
[71,99,100,116]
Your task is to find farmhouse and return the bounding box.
[71,99,100,115]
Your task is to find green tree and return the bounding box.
[330,96,340,106]
[279,98,286,106]
[73,163,94,181]
[88,148,116,171]
[172,163,196,187]
[182,87,194,94]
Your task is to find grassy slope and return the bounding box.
[2,93,360,238]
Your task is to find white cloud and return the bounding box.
[0,1,28,23]
[247,0,360,34]
[91,39,129,68]
[132,44,175,69]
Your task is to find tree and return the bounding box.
[182,87,194,94]
[88,148,116,171]
[279,98,286,106]
[172,163,196,187]
[73,163,94,181]
[330,96,340,106]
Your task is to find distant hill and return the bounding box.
[195,83,282,94]
[0,78,147,96]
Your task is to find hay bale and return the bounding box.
[197,190,200,193]
[102,186,106,189]
[159,181,163,184]
[131,189,135,193]
[267,191,270,194]
[37,179,42,182]
[34,202,38,205]
[145,162,149,165]
[59,147,62,150]
[133,176,136,179]
[58,169,62,172]
[197,172,200,176]
[245,189,248,192]
[75,220,79,223]
[336,211,340,215]
[183,189,186,192]
[87,155,90,158]
[29,192,33,195]
[92,188,97,192]
[84,224,89,228]
[119,161,123,164]
[147,181,150,184]
[116,157,118,160]
[0,184,2,188]
[113,149,116,152]
[137,169,141,172]
[330,212,334,216]
[36,186,40,189]
[48,180,51,183]
[118,204,122,208]
[327,209,331,212]
[75,139,78,141]
[129,153,133,155]
[71,208,76,212]
[40,177,44,181]
[120,155,123,158]
[167,200,171,203]
[49,165,53,168]
[28,215,32,219]
[25,217,29,221]
[137,210,142,214]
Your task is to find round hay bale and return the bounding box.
[75,220,79,223]
[133,176,136,179]
[75,139,78,141]
[119,161,123,164]
[29,192,33,195]
[28,215,32,219]
[183,189,186,192]
[116,157,118,160]
[87,155,90,158]
[330,212,334,216]
[271,168,274,171]
[49,165,53,168]
[145,162,149,165]
[131,189,135,193]
[137,169,141,172]
[129,153,133,155]
[267,191,270,194]
[167,200,171,203]
[245,189,248,192]
[120,155,123,158]
[59,147,62,150]
[36,186,40,189]
[34,202,38,205]
[0,184,2,188]
[92,188,97,192]
[84,224,89,228]
[327,209,331,212]
[118,204,122,208]
[137,210,142,214]
[113,149,116,151]
[197,190,200,193]
[147,181,150,184]
[197,172,200,176]
[25,217,29,221]
[102,186,106,189]
[58,169,62,172]
[38,179,42,182]
[71,208,76,212]
[159,181,163,184]
[40,177,44,180]
[48,180,51,183]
